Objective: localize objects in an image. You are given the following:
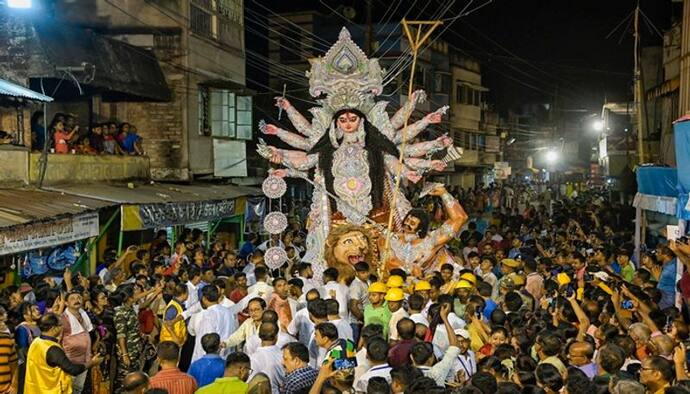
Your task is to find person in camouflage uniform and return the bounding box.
[113,285,143,394]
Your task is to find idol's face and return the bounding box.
[403,215,421,235]
[333,231,368,265]
[337,112,361,133]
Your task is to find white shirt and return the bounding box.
[287,308,314,347]
[257,240,285,252]
[63,308,93,335]
[388,308,409,341]
[243,263,257,286]
[248,281,273,303]
[190,304,237,362]
[354,348,370,382]
[330,318,354,342]
[448,350,477,382]
[324,281,350,320]
[418,346,461,387]
[409,312,429,327]
[250,345,285,394]
[348,277,369,324]
[354,363,392,393]
[297,275,317,295]
[224,318,260,349]
[244,332,295,355]
[185,280,199,309]
[432,314,466,353]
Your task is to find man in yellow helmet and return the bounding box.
[364,283,392,339]
[385,288,409,343]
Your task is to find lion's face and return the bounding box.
[332,230,369,266]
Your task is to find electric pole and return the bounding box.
[365,0,373,55]
[633,2,648,164]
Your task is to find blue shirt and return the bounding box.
[483,299,498,320]
[121,133,140,152]
[188,354,225,388]
[658,258,678,309]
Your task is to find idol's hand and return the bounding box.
[270,169,287,178]
[405,170,422,184]
[425,111,443,124]
[431,160,447,172]
[412,90,427,104]
[261,123,279,135]
[437,134,453,147]
[428,184,447,196]
[275,97,292,110]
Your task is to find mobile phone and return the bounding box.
[621,300,634,310]
[333,358,357,371]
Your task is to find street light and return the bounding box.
[592,120,604,132]
[7,0,31,8]
[545,150,558,163]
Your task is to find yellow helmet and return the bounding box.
[459,272,477,285]
[414,280,432,291]
[368,282,387,293]
[386,275,404,288]
[455,280,474,289]
[384,287,405,302]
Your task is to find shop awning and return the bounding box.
[0,188,115,255]
[29,22,171,102]
[647,77,680,100]
[633,167,678,216]
[46,182,262,231]
[0,78,53,102]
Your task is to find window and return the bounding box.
[204,88,253,140]
[236,95,252,140]
[198,86,211,136]
[435,73,451,95]
[191,1,212,38]
[190,0,244,44]
[211,90,235,138]
[455,81,482,106]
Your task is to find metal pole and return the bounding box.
[634,3,647,164]
[72,208,120,273]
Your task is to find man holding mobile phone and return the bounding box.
[282,342,318,394]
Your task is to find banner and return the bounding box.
[0,212,99,256]
[121,199,236,231]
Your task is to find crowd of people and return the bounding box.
[30,112,143,155]
[1,182,689,394]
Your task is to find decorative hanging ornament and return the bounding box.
[263,211,288,234]
[264,246,288,269]
[262,175,287,199]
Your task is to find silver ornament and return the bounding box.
[262,176,287,199]
[264,246,288,269]
[263,211,288,234]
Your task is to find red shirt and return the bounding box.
[54,131,71,153]
[149,367,197,394]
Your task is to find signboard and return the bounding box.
[136,200,236,230]
[0,212,99,256]
[494,161,511,179]
[485,135,500,153]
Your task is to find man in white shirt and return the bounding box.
[408,294,429,328]
[385,288,409,342]
[250,322,286,394]
[348,262,369,344]
[247,266,273,303]
[185,266,202,309]
[296,262,317,296]
[223,297,266,350]
[244,310,295,354]
[411,304,462,387]
[326,299,353,342]
[61,291,94,394]
[353,324,383,382]
[447,329,477,383]
[257,234,285,252]
[189,285,237,363]
[287,290,321,347]
[353,337,391,393]
[322,268,350,320]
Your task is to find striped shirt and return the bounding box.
[149,367,197,394]
[0,331,17,392]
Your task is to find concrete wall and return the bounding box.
[0,147,29,186]
[28,153,149,185]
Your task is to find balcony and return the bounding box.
[0,146,150,186]
[29,153,149,185]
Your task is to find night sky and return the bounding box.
[246,0,679,114]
